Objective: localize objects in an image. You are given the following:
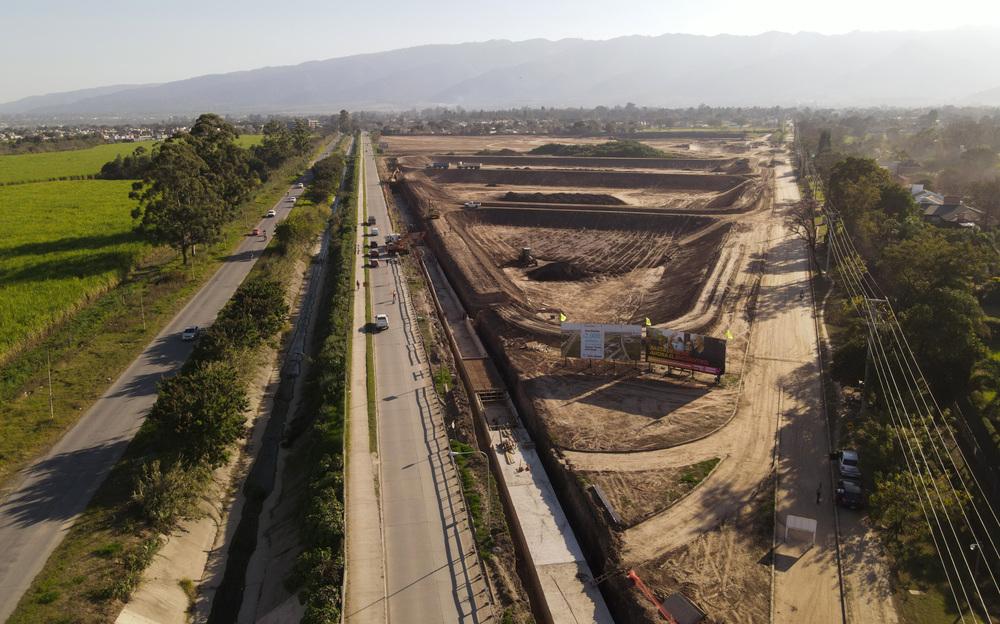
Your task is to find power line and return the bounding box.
[823,208,1000,619]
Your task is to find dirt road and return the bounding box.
[562,150,848,624]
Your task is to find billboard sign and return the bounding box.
[646,327,726,374]
[561,323,643,361]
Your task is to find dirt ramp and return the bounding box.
[427,167,747,191]
[502,191,626,205]
[432,154,744,171]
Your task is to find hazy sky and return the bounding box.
[2,0,997,103]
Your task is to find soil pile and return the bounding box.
[526,261,590,281]
[502,191,626,205]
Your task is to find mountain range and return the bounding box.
[5,30,1000,117]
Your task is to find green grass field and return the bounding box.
[0,180,146,361]
[0,135,262,184]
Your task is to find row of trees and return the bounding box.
[808,153,1000,595]
[134,276,288,529]
[302,152,346,204]
[824,156,996,402]
[282,141,358,624]
[128,114,315,264]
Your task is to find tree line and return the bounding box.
[802,146,1000,596]
[121,113,314,264]
[816,156,997,404]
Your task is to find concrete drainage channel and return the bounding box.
[203,144,354,623]
[415,248,615,624]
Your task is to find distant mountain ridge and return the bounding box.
[4,30,1000,116]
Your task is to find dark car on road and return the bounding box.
[836,479,865,509]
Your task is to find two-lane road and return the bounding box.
[0,138,339,621]
[359,135,490,622]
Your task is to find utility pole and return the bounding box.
[47,349,54,421]
[860,298,889,420]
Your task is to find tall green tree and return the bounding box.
[148,361,248,468]
[254,120,294,168]
[338,109,352,133]
[130,140,224,264]
[186,113,257,216]
[291,118,312,154]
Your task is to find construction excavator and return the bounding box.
[518,247,538,267]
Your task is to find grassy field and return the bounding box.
[0,135,262,184]
[0,180,146,362]
[0,137,330,488]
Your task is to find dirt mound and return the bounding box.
[502,191,625,205]
[526,261,591,281]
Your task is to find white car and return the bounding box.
[181,326,200,341]
[295,182,304,189]
[374,314,389,331]
[266,209,277,217]
[286,196,297,203]
[463,201,482,208]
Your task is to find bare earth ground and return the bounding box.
[580,460,720,528]
[385,134,872,621]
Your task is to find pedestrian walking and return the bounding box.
[392,290,397,303]
[815,482,822,504]
[356,280,360,290]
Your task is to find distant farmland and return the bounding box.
[0,134,262,184]
[0,180,146,361]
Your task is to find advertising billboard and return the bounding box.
[560,323,643,361]
[646,328,726,374]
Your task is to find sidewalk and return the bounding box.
[344,160,387,624]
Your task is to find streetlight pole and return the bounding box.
[450,448,493,529]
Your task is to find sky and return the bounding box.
[2,0,998,103]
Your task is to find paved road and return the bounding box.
[360,135,490,623]
[0,138,339,621]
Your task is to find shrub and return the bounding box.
[132,459,206,530]
[147,361,248,467]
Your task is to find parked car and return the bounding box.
[367,215,376,226]
[266,209,277,217]
[835,449,862,479]
[835,479,865,509]
[374,313,389,331]
[370,226,380,237]
[370,258,380,267]
[181,326,200,341]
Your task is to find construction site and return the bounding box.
[381,132,797,622]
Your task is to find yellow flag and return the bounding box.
[644,317,652,326]
[725,330,734,340]
[559,312,567,322]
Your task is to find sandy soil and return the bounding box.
[580,460,720,528]
[633,496,773,624]
[529,372,737,452]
